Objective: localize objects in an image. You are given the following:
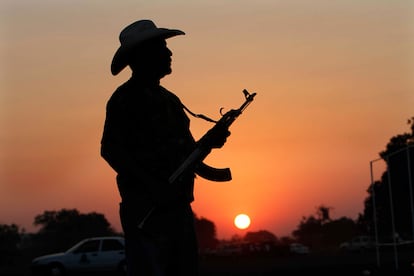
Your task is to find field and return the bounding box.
[1,250,413,276]
[199,252,413,276]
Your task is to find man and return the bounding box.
[101,20,229,276]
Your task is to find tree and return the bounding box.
[316,205,332,224]
[292,207,359,250]
[361,118,414,241]
[33,208,116,252]
[0,224,22,264]
[321,217,358,246]
[243,230,278,244]
[292,215,322,248]
[194,215,218,250]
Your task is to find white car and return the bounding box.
[31,236,126,276]
[339,235,375,252]
[289,243,310,254]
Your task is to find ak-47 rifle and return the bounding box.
[137,89,257,229]
[169,89,257,184]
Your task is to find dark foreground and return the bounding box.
[199,252,413,276]
[2,251,413,276]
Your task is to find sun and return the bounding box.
[234,214,251,230]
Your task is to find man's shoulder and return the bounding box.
[160,86,182,105]
[107,82,136,106]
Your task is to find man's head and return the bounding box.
[127,38,173,80]
[111,20,185,76]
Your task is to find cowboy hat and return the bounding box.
[111,20,185,75]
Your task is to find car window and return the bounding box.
[73,240,100,253]
[102,239,124,251]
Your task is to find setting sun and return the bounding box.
[234,214,251,230]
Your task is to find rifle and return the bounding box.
[169,89,257,184]
[138,89,257,229]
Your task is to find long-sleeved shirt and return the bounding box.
[101,77,196,207]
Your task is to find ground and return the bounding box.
[1,250,413,276]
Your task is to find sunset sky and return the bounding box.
[1,0,413,239]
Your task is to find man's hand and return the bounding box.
[203,127,231,149]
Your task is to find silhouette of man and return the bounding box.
[101,20,229,276]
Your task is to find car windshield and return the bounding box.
[65,240,85,253]
[72,240,100,253]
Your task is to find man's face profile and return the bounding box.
[129,38,173,79]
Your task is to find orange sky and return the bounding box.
[1,0,414,239]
